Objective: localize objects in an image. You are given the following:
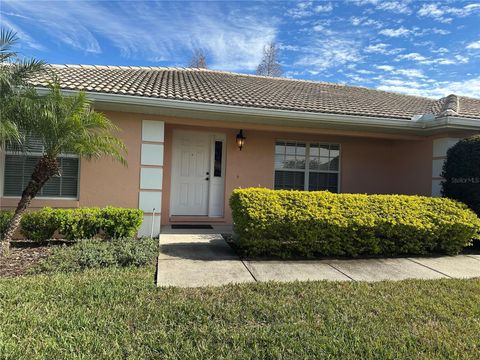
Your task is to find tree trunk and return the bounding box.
[0,155,59,255]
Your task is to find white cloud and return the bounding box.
[432,47,449,54]
[295,38,362,71]
[380,78,423,88]
[349,16,383,28]
[2,1,278,71]
[379,27,410,37]
[287,1,332,18]
[396,68,425,78]
[364,43,388,53]
[376,1,412,14]
[437,58,456,65]
[466,40,480,49]
[377,77,480,98]
[428,55,469,66]
[417,4,446,19]
[350,17,362,26]
[349,0,380,5]
[357,69,374,74]
[349,0,412,14]
[430,28,450,35]
[396,52,428,62]
[314,3,333,13]
[375,65,395,71]
[375,65,425,78]
[417,3,480,23]
[364,43,402,55]
[1,16,46,51]
[346,74,369,83]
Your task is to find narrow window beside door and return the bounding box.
[214,140,223,177]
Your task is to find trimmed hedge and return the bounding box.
[0,210,13,240]
[2,207,143,241]
[21,207,59,241]
[230,188,480,258]
[57,208,103,240]
[100,207,145,239]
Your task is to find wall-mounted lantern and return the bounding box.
[236,129,246,151]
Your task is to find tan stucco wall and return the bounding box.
[158,117,440,224]
[0,111,142,210]
[1,110,474,225]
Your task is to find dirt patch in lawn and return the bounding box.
[0,241,69,278]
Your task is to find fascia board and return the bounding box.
[35,88,480,134]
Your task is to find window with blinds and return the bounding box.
[274,140,340,192]
[3,137,79,198]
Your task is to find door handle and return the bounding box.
[206,171,210,175]
[205,177,209,181]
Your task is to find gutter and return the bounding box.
[424,116,480,131]
[35,87,480,135]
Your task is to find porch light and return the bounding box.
[236,129,246,150]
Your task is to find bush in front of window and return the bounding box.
[441,135,480,216]
[0,211,14,240]
[57,208,143,240]
[14,207,144,241]
[20,208,59,241]
[230,188,480,258]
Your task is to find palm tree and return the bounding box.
[0,84,127,253]
[0,28,46,145]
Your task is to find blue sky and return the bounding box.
[2,0,480,98]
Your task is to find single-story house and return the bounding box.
[0,64,479,236]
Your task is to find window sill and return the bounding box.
[0,197,80,209]
[1,196,78,201]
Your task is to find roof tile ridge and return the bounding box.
[434,94,459,117]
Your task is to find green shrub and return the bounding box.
[100,207,143,238]
[4,206,143,241]
[0,210,13,240]
[230,188,480,258]
[20,208,59,241]
[30,237,158,274]
[442,135,480,216]
[57,208,103,240]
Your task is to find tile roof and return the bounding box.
[30,64,480,120]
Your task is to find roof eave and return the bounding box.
[35,88,480,135]
[425,116,480,132]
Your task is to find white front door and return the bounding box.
[171,131,212,216]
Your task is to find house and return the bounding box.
[0,64,479,236]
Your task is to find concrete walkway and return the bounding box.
[156,232,480,287]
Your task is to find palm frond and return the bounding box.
[0,119,20,146]
[0,27,47,99]
[23,83,127,165]
[11,58,47,83]
[0,28,18,60]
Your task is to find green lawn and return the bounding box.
[0,267,479,359]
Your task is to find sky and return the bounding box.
[2,0,480,98]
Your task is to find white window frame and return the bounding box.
[1,147,80,200]
[274,140,341,192]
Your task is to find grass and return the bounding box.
[0,267,479,359]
